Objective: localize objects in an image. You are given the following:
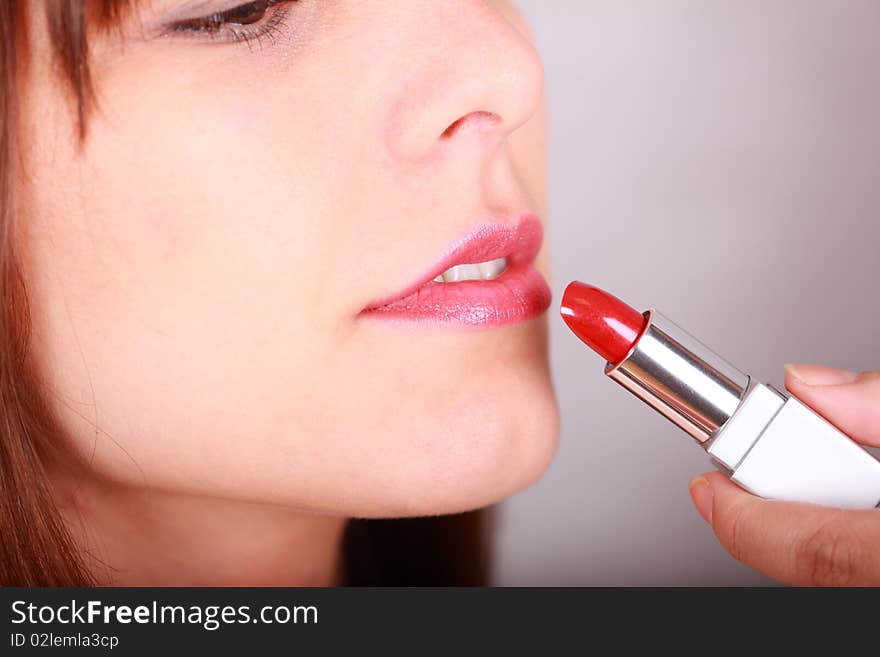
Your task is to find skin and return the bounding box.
[690,365,880,586]
[15,0,558,585]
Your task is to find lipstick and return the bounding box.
[561,281,880,509]
[362,215,551,327]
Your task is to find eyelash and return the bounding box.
[166,0,298,48]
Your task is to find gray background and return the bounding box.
[496,0,880,585]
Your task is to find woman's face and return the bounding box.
[19,0,558,517]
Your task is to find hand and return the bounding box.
[689,364,880,586]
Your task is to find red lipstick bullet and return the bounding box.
[560,281,647,365]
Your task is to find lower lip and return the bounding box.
[361,264,551,327]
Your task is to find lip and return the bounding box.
[360,214,551,327]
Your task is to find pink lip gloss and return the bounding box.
[362,215,551,327]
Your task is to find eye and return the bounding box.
[166,0,298,45]
[216,1,275,25]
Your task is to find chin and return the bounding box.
[366,368,560,519]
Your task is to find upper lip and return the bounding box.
[364,214,544,310]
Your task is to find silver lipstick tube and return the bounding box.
[605,310,749,444]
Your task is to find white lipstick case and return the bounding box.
[708,383,880,508]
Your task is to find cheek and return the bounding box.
[73,77,343,313]
[22,25,395,497]
[23,87,353,488]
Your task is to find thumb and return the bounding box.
[785,364,880,447]
[690,471,880,586]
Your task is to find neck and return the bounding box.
[54,473,348,586]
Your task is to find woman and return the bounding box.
[1,0,558,585]
[4,1,879,588]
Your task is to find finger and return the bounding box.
[689,471,880,586]
[785,364,880,447]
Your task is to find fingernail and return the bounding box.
[688,476,713,524]
[784,363,859,386]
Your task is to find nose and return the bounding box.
[385,1,545,161]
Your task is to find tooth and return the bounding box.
[440,266,458,283]
[463,264,484,281]
[441,265,461,283]
[435,258,509,283]
[443,263,479,283]
[478,258,507,280]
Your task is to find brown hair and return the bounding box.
[0,0,490,587]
